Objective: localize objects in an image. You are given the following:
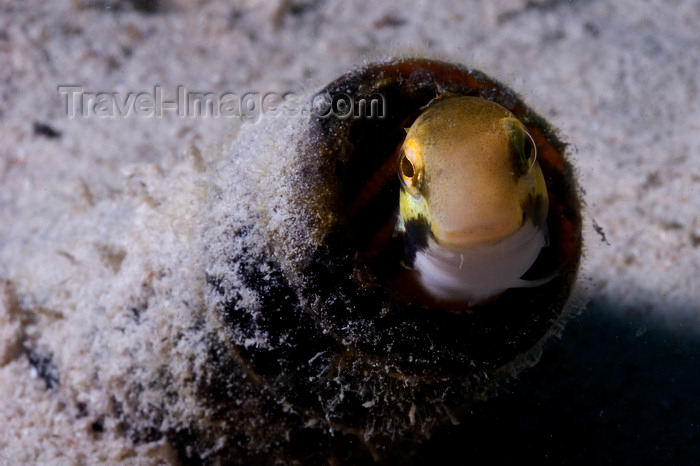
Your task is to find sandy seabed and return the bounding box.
[1,0,700,463]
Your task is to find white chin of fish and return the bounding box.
[413,220,549,306]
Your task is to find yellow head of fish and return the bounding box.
[396,96,550,306]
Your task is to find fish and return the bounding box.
[395,96,550,306]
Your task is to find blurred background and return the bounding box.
[1,0,699,463]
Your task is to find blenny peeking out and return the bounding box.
[396,96,550,306]
[193,58,581,463]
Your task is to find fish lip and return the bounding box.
[434,222,523,250]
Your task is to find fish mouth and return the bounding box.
[434,219,523,250]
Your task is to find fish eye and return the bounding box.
[398,143,422,195]
[400,153,415,180]
[524,130,537,168]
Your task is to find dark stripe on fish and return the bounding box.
[403,216,432,252]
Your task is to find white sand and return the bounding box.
[1,0,699,463]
